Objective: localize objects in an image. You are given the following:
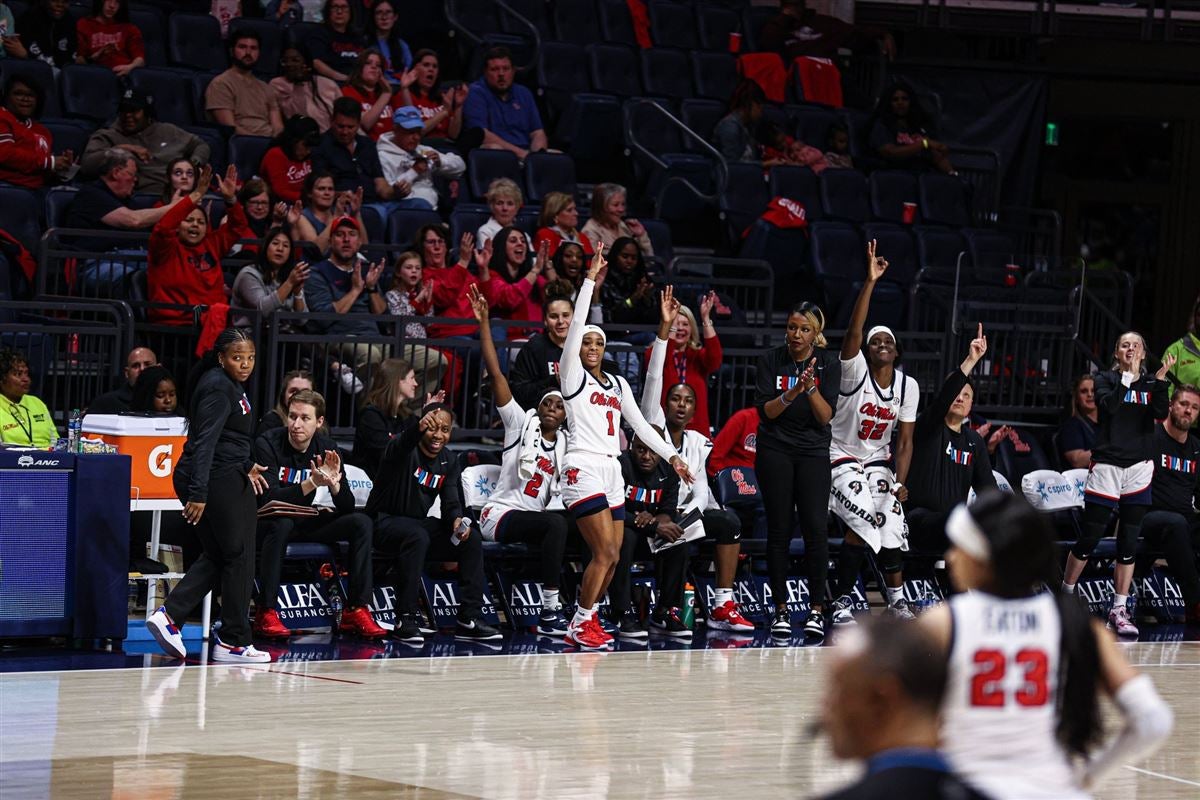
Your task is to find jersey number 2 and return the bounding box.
[858,420,888,441]
[522,473,544,498]
[970,648,1049,707]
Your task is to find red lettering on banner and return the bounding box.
[589,391,621,410]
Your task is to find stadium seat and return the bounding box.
[228,18,285,80]
[597,0,638,45]
[587,43,642,98]
[639,218,675,265]
[537,41,592,122]
[129,5,167,67]
[918,173,971,227]
[60,65,120,123]
[452,0,504,38]
[450,206,491,250]
[467,149,523,201]
[183,125,228,174]
[640,48,692,101]
[190,73,216,127]
[44,186,78,230]
[697,5,742,51]
[227,136,272,181]
[914,226,968,270]
[501,0,552,38]
[809,220,863,320]
[719,163,771,243]
[128,68,197,128]
[285,21,324,49]
[740,5,778,52]
[524,152,577,203]
[386,208,442,249]
[0,58,60,117]
[551,0,598,44]
[818,168,869,223]
[0,186,42,253]
[679,98,725,154]
[361,206,385,245]
[768,165,823,221]
[963,228,1018,271]
[788,103,838,148]
[868,170,920,224]
[553,94,624,165]
[515,207,541,238]
[41,120,90,162]
[860,223,918,289]
[168,13,227,73]
[738,219,810,297]
[690,51,738,103]
[648,2,699,49]
[995,433,1052,488]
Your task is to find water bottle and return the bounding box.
[451,517,471,546]
[67,408,82,454]
[681,583,696,629]
[330,588,344,630]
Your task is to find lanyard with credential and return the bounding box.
[4,399,32,442]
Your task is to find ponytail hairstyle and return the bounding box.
[965,490,1103,758]
[363,358,415,418]
[185,328,254,416]
[788,300,828,349]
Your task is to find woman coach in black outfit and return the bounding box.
[755,301,840,641]
[146,328,272,664]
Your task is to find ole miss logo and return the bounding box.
[565,468,580,486]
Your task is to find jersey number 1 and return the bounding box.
[970,648,1050,707]
[606,409,615,436]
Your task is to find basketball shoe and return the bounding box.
[211,638,271,663]
[566,615,611,650]
[1108,605,1139,637]
[252,607,291,639]
[339,606,387,639]
[146,607,187,659]
[708,600,755,632]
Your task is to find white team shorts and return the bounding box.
[1085,460,1153,508]
[478,503,510,542]
[829,461,908,552]
[559,454,624,517]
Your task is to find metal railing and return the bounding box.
[445,0,542,72]
[622,99,730,218]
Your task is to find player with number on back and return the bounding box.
[559,244,693,650]
[920,490,1173,800]
[827,241,920,625]
[468,284,572,637]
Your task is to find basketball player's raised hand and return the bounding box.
[866,239,889,282]
[969,323,987,360]
[588,242,606,281]
[659,284,679,324]
[468,283,489,321]
[669,455,695,485]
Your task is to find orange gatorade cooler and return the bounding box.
[82,414,187,501]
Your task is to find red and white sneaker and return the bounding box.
[708,600,755,632]
[253,607,292,639]
[566,616,611,650]
[339,606,388,639]
[1108,605,1139,637]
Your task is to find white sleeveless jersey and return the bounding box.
[484,399,559,513]
[942,591,1087,800]
[829,352,919,464]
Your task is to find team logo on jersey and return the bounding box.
[413,467,445,490]
[945,441,973,466]
[565,467,580,485]
[589,391,621,409]
[535,455,556,476]
[848,480,863,494]
[745,432,757,452]
[625,485,663,504]
[239,395,252,415]
[1124,390,1152,405]
[859,401,897,420]
[279,466,310,484]
[1160,454,1197,474]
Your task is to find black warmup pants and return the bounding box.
[496,509,569,588]
[258,512,375,609]
[165,470,256,646]
[1141,510,1200,607]
[374,513,486,620]
[906,507,952,554]
[610,527,688,615]
[756,445,831,607]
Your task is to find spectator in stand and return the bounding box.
[581,182,654,257]
[76,0,144,78]
[88,345,156,414]
[365,0,411,83]
[0,3,20,59]
[508,290,570,411]
[251,388,386,640]
[0,75,72,189]
[0,347,57,447]
[418,224,476,338]
[342,49,394,142]
[400,49,468,140]
[82,89,210,196]
[599,236,657,328]
[312,97,398,216]
[210,0,240,38]
[377,105,466,211]
[385,250,448,398]
[476,177,529,249]
[147,165,251,325]
[903,325,997,551]
[311,0,365,83]
[231,225,309,327]
[305,216,388,372]
[759,0,894,62]
[708,406,758,477]
[271,45,341,132]
[649,292,722,435]
[206,29,283,138]
[761,121,830,172]
[713,81,764,164]
[463,46,548,161]
[129,364,178,415]
[352,357,417,478]
[825,123,854,169]
[18,0,77,70]
[476,227,551,324]
[1058,373,1099,469]
[1162,295,1200,397]
[869,81,954,175]
[157,158,196,206]
[264,0,305,27]
[534,192,594,257]
[237,177,294,243]
[257,368,313,435]
[547,242,594,310]
[294,170,368,254]
[260,115,319,204]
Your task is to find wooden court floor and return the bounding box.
[0,641,1196,799]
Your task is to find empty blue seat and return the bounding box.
[690,50,737,103]
[640,48,692,101]
[919,173,971,227]
[129,5,167,67]
[524,152,577,203]
[501,0,553,38]
[720,162,771,243]
[789,103,838,148]
[963,228,1018,271]
[739,219,809,291]
[861,223,918,288]
[680,98,725,154]
[168,13,226,73]
[819,168,869,223]
[386,208,442,248]
[551,0,599,44]
[41,119,90,162]
[587,43,641,98]
[809,221,863,318]
[914,226,968,270]
[183,125,227,174]
[44,186,78,230]
[648,1,699,49]
[0,187,41,253]
[190,73,216,127]
[60,64,120,123]
[639,218,674,265]
[227,135,272,180]
[697,5,741,51]
[554,94,623,163]
[450,206,491,251]
[128,68,196,127]
[768,165,823,221]
[468,149,522,201]
[597,0,638,44]
[537,41,591,122]
[869,170,919,224]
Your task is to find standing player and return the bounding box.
[468,284,571,637]
[828,241,919,624]
[921,491,1173,799]
[559,244,693,650]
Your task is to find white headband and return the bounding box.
[581,324,606,346]
[946,504,990,561]
[866,325,897,346]
[539,390,564,404]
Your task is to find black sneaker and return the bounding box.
[770,607,792,637]
[389,614,425,644]
[803,610,826,641]
[649,607,692,639]
[618,611,648,639]
[829,595,857,626]
[537,608,570,637]
[455,617,503,641]
[413,610,437,635]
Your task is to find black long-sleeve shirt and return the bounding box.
[906,370,996,512]
[619,452,680,534]
[1091,369,1169,468]
[175,367,254,503]
[753,345,841,457]
[1150,424,1200,519]
[508,332,627,411]
[365,417,462,523]
[252,427,356,514]
[351,404,410,479]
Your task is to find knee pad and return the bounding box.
[1117,530,1140,565]
[706,511,740,545]
[1070,536,1099,562]
[878,547,903,574]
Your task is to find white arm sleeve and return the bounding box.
[497,398,527,435]
[1079,674,1174,790]
[619,376,679,464]
[681,434,713,512]
[640,336,668,428]
[559,278,595,395]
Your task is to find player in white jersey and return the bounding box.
[560,244,692,649]
[828,241,920,624]
[638,286,754,633]
[919,491,1173,800]
[467,286,571,636]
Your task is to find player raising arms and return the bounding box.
[560,244,693,649]
[468,284,571,637]
[921,491,1173,799]
[827,241,920,624]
